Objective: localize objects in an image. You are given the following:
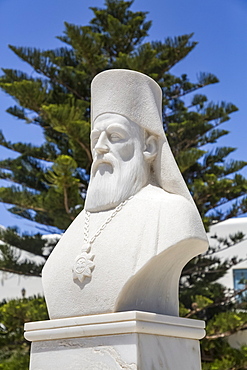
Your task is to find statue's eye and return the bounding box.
[109,133,122,142]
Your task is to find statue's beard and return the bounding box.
[85,153,149,212]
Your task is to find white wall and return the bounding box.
[0,272,43,301]
[0,234,60,301]
[208,217,247,290]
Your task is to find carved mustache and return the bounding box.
[91,154,118,175]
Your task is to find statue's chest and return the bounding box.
[42,207,158,318]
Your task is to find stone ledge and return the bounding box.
[24,311,205,342]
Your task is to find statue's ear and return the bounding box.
[143,135,158,162]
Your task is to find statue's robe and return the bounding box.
[42,184,208,319]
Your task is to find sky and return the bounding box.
[0,0,247,234]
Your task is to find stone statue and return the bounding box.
[42,69,208,320]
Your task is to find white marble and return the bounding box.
[42,69,208,320]
[24,311,205,341]
[29,335,137,370]
[25,311,204,370]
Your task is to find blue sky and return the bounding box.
[0,0,247,233]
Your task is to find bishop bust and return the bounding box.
[42,69,208,319]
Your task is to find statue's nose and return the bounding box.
[95,133,109,154]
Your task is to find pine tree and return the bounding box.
[0,1,246,368]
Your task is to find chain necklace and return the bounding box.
[72,197,132,283]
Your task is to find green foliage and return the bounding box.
[202,342,247,370]
[0,296,48,369]
[0,348,30,370]
[0,0,247,367]
[45,155,82,218]
[206,311,247,336]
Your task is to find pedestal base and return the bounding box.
[25,311,205,370]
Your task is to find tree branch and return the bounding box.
[185,286,247,319]
[205,323,247,340]
[76,138,92,166]
[0,266,42,277]
[63,186,74,220]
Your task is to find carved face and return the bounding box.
[90,113,145,175]
[85,113,150,212]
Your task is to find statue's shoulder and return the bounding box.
[134,184,206,240]
[135,184,192,209]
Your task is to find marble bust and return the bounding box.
[42,69,208,319]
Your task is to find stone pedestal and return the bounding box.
[25,311,205,370]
